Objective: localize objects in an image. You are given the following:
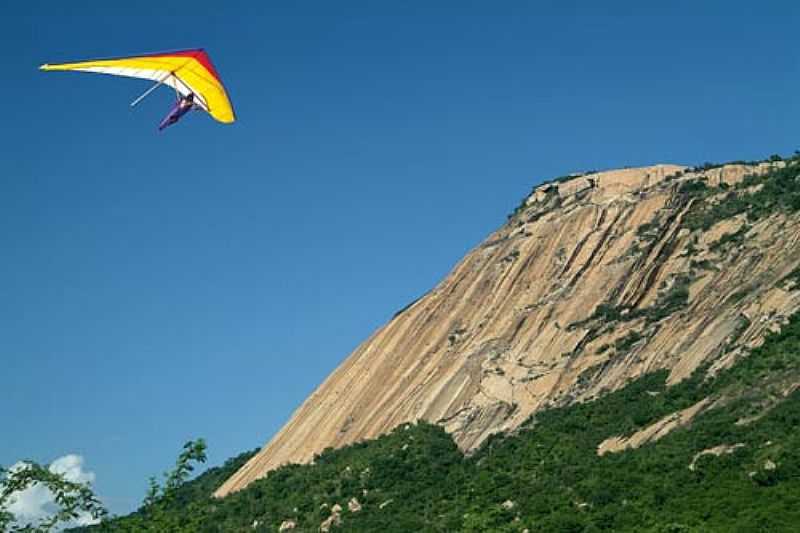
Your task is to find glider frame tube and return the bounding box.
[130,71,173,108]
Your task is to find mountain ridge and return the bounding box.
[216,158,800,497]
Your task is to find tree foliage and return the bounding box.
[0,461,106,532]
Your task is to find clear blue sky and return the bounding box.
[2,0,798,516]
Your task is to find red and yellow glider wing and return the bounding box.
[40,49,235,124]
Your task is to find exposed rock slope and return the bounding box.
[216,161,800,497]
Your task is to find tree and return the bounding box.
[143,438,207,507]
[136,439,207,531]
[0,461,107,532]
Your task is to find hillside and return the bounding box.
[217,157,800,497]
[77,154,800,531]
[81,302,800,531]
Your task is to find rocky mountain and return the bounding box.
[216,159,800,498]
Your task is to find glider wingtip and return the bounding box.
[39,64,50,71]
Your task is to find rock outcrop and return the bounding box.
[216,161,800,497]
[597,397,713,455]
[688,443,745,471]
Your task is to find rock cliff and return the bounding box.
[216,160,800,497]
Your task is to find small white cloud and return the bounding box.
[49,454,96,485]
[4,454,101,530]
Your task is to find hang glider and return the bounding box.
[40,49,235,129]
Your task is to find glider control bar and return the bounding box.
[130,72,173,108]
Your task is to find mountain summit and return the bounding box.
[216,160,800,497]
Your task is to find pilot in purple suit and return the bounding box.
[159,93,197,131]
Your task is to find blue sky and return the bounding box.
[2,0,799,516]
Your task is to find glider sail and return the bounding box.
[40,49,235,124]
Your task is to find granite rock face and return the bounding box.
[216,161,800,497]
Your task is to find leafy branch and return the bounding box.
[0,462,107,532]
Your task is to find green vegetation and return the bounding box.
[588,303,623,323]
[729,287,752,304]
[708,225,748,252]
[137,439,209,530]
[569,159,800,353]
[567,303,623,331]
[678,178,709,197]
[68,155,800,532]
[538,170,598,188]
[635,221,660,239]
[1,461,107,532]
[693,162,723,172]
[682,159,800,231]
[613,330,643,354]
[570,274,691,334]
[69,445,254,533]
[507,184,562,223]
[644,275,691,324]
[689,258,716,271]
[507,185,548,220]
[76,311,800,532]
[508,168,600,220]
[781,267,800,289]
